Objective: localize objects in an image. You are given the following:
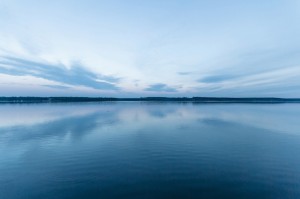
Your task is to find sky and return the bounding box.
[0,0,300,97]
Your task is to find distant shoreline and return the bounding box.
[1,97,300,103]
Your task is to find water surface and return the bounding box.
[1,102,300,199]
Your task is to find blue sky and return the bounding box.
[0,0,300,97]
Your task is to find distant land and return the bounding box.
[1,97,300,103]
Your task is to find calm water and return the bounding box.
[0,102,300,199]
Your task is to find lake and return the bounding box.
[0,102,300,199]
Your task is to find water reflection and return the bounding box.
[0,102,300,199]
[1,110,119,142]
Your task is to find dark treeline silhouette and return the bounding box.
[0,97,300,103]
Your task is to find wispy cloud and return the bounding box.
[145,83,177,92]
[198,75,236,83]
[43,85,71,90]
[178,72,192,76]
[195,66,300,95]
[219,67,300,89]
[0,56,120,90]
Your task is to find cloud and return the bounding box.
[0,56,120,90]
[145,83,177,92]
[220,66,300,89]
[198,75,236,83]
[194,66,300,96]
[178,72,192,76]
[43,85,71,90]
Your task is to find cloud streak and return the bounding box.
[198,75,236,83]
[194,66,300,96]
[0,56,120,90]
[145,83,177,92]
[178,72,192,76]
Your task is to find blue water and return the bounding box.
[0,102,300,199]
